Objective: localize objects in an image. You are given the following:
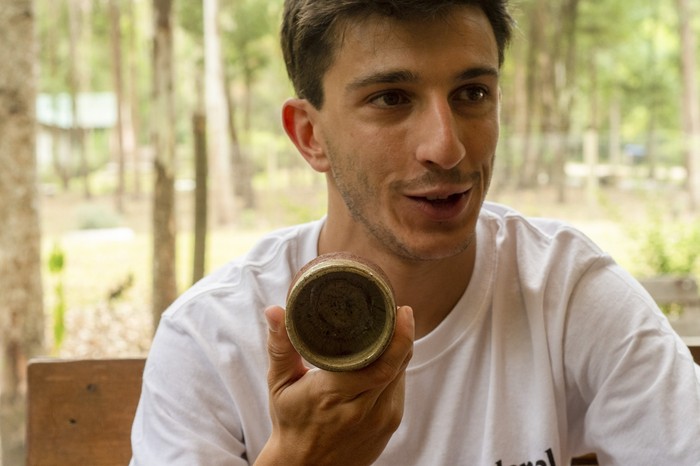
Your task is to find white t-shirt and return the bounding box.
[130,202,700,465]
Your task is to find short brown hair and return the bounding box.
[280,0,514,108]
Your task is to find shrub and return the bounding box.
[75,205,122,230]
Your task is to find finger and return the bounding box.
[344,307,413,427]
[338,305,415,391]
[265,305,308,391]
[371,364,407,434]
[371,305,415,379]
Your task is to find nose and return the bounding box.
[414,99,466,170]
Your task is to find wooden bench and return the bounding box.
[26,342,700,465]
[26,358,145,466]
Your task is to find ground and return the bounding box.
[39,181,699,358]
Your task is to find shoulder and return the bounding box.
[479,201,611,276]
[144,219,324,378]
[480,201,597,243]
[163,219,324,322]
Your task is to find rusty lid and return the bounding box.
[286,252,396,371]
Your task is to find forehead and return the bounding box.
[326,5,499,86]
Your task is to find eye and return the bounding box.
[369,90,410,108]
[455,86,490,103]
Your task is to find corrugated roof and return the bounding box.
[36,93,116,129]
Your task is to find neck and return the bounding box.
[384,243,476,339]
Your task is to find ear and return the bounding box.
[282,99,331,173]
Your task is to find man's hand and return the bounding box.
[255,304,415,466]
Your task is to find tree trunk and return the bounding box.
[498,35,528,192]
[225,72,256,209]
[193,111,208,284]
[41,1,72,191]
[110,0,126,213]
[518,0,548,189]
[676,0,700,210]
[549,0,580,204]
[583,128,599,206]
[0,2,45,464]
[127,0,142,198]
[205,0,236,225]
[67,0,91,199]
[607,94,623,186]
[646,102,659,181]
[152,0,178,329]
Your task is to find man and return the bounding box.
[130,1,700,464]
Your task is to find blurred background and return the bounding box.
[0,0,699,462]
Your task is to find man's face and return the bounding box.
[309,5,500,262]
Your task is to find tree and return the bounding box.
[125,0,144,198]
[152,0,178,328]
[109,0,126,213]
[37,0,71,190]
[515,0,580,200]
[192,109,208,284]
[204,0,236,225]
[0,1,45,463]
[67,0,93,198]
[220,0,281,209]
[547,0,580,203]
[676,0,700,210]
[515,0,548,190]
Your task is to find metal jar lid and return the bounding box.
[286,252,396,372]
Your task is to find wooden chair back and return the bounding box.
[638,276,700,308]
[25,343,700,466]
[26,358,145,466]
[685,336,700,362]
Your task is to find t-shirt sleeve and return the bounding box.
[563,262,700,463]
[130,313,250,466]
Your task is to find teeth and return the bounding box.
[426,195,451,201]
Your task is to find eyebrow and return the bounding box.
[346,66,500,93]
[457,66,500,81]
[346,69,418,92]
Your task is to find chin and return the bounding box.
[386,232,476,263]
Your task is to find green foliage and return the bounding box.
[52,281,66,354]
[222,0,279,78]
[48,242,65,274]
[622,205,700,315]
[48,243,67,354]
[630,208,700,279]
[177,1,204,43]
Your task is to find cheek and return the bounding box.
[339,134,394,172]
[466,119,499,163]
[328,116,411,188]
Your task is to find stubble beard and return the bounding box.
[329,157,482,264]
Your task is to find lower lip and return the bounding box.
[407,191,471,222]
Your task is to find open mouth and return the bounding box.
[409,191,467,206]
[404,190,472,223]
[422,192,466,204]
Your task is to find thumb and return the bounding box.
[264,305,307,391]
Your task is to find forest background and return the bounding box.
[1,0,699,464]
